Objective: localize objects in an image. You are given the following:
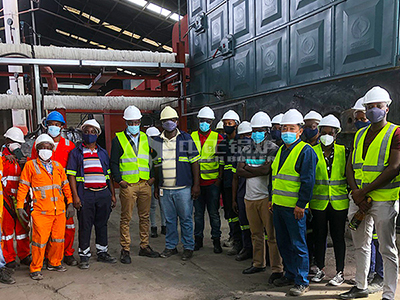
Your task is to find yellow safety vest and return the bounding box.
[272,141,308,208]
[191,131,219,180]
[116,131,150,183]
[352,122,400,201]
[310,143,348,211]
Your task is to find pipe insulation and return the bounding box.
[0,94,177,110]
[0,44,188,64]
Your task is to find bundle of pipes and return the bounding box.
[0,44,188,64]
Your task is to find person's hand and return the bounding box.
[358,199,372,213]
[191,184,200,200]
[119,180,131,189]
[5,154,17,164]
[73,195,82,210]
[351,189,366,205]
[268,201,273,213]
[232,200,238,214]
[111,195,117,209]
[147,178,155,186]
[18,208,29,223]
[294,206,305,220]
[66,203,75,219]
[154,186,160,200]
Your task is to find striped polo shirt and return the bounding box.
[83,146,107,190]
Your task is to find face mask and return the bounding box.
[38,149,52,161]
[199,122,211,133]
[224,125,236,135]
[8,142,21,152]
[281,132,298,145]
[354,120,371,130]
[127,125,140,135]
[162,120,177,132]
[320,134,335,146]
[366,107,386,124]
[302,127,318,140]
[270,129,281,141]
[251,131,266,144]
[48,125,61,137]
[82,133,98,144]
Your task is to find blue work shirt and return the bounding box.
[277,139,318,209]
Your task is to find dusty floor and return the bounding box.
[1,193,400,300]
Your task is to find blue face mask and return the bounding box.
[199,122,210,132]
[82,133,98,144]
[270,129,281,141]
[354,120,371,130]
[127,125,140,135]
[48,125,61,138]
[251,131,266,144]
[281,132,298,145]
[302,127,318,140]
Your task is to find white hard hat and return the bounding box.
[318,114,341,133]
[303,111,322,123]
[281,109,304,126]
[146,126,160,137]
[222,110,240,123]
[237,121,252,135]
[216,120,224,130]
[123,105,142,120]
[35,134,55,149]
[352,97,366,112]
[4,127,25,143]
[197,106,215,120]
[160,106,179,120]
[363,86,392,106]
[271,113,283,125]
[82,119,102,135]
[250,111,272,128]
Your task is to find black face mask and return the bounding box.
[224,125,236,135]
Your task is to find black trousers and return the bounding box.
[77,189,112,258]
[312,203,348,272]
[222,187,241,244]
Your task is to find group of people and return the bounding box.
[0,85,398,300]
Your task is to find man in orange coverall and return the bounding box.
[31,111,77,266]
[18,134,75,280]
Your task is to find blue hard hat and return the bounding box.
[46,111,65,125]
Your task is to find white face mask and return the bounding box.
[8,142,21,152]
[320,134,335,146]
[38,149,53,161]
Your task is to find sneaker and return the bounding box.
[63,255,78,266]
[289,284,310,296]
[97,253,117,264]
[309,264,319,275]
[151,227,158,238]
[181,249,193,261]
[120,249,131,264]
[212,238,222,254]
[329,271,345,286]
[161,226,166,235]
[311,269,325,283]
[0,267,16,284]
[273,276,294,287]
[222,237,234,248]
[339,286,369,299]
[139,246,160,258]
[160,248,178,258]
[78,257,90,270]
[5,261,17,269]
[268,272,283,284]
[368,274,383,294]
[20,255,32,266]
[29,271,43,281]
[47,264,67,272]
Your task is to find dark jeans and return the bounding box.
[273,204,309,286]
[237,195,252,249]
[369,234,384,279]
[312,203,347,272]
[77,189,112,258]
[222,187,241,244]
[194,184,222,239]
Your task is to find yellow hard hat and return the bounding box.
[160,106,179,121]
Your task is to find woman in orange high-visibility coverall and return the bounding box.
[17,134,75,280]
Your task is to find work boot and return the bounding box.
[29,271,43,281]
[194,236,203,251]
[235,248,252,261]
[151,226,158,238]
[181,249,193,261]
[212,238,222,254]
[268,272,283,284]
[97,253,117,264]
[47,264,67,272]
[0,267,16,284]
[223,237,233,248]
[161,226,167,235]
[339,286,369,299]
[273,276,294,287]
[160,248,178,258]
[5,260,17,269]
[78,257,90,270]
[63,255,78,266]
[227,242,242,256]
[289,284,310,296]
[139,245,160,258]
[120,249,131,264]
[20,255,32,266]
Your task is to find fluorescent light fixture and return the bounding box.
[127,0,147,7]
[162,45,173,52]
[143,38,159,47]
[122,30,141,40]
[56,29,70,37]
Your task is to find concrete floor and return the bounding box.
[1,193,400,300]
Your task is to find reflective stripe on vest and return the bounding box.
[352,123,400,201]
[271,141,308,208]
[116,131,150,183]
[310,143,348,211]
[191,131,219,180]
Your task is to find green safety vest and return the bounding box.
[352,122,400,201]
[116,131,150,183]
[310,143,348,211]
[271,141,308,208]
[191,131,219,180]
